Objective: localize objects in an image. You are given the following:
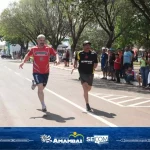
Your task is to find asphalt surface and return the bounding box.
[0,59,150,127]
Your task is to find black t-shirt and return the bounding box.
[75,50,98,74]
[109,53,115,66]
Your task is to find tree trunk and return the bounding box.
[71,39,78,55]
[70,39,78,65]
[106,33,114,48]
[25,42,29,50]
[106,39,113,48]
[20,43,25,56]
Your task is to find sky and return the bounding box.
[0,0,19,14]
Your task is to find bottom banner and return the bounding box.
[0,127,150,150]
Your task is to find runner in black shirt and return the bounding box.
[73,41,98,112]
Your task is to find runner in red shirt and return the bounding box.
[114,54,121,83]
[19,34,60,112]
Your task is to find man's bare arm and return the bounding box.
[19,53,31,69]
[94,63,98,70]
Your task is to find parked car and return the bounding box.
[1,54,12,59]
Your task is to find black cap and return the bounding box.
[83,41,91,46]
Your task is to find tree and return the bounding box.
[59,0,93,53]
[41,0,70,49]
[82,0,135,48]
[129,0,150,23]
[0,0,70,49]
[0,6,29,53]
[78,23,108,51]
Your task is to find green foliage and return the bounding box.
[77,23,108,51]
[0,0,150,51]
[0,0,70,49]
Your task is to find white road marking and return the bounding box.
[118,97,142,104]
[24,77,117,127]
[127,106,150,107]
[8,68,12,71]
[128,100,150,107]
[14,72,21,76]
[25,78,32,82]
[52,66,75,71]
[102,95,114,98]
[4,66,12,71]
[90,92,150,107]
[4,66,8,69]
[94,93,105,96]
[45,88,117,127]
[107,96,128,101]
[89,92,123,107]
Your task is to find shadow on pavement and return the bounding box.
[30,109,75,123]
[91,108,116,118]
[72,78,150,94]
[93,78,150,94]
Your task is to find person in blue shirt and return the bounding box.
[101,47,108,79]
[123,46,132,76]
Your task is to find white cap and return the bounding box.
[102,47,106,50]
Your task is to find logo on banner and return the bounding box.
[69,132,84,141]
[40,134,52,143]
[86,135,109,144]
[40,132,84,144]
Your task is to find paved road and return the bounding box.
[0,59,150,127]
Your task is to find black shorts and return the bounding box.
[66,58,69,62]
[108,65,114,73]
[80,73,94,86]
[33,73,49,87]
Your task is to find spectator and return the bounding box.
[140,52,148,87]
[114,53,121,83]
[118,48,123,78]
[108,50,115,81]
[125,66,134,84]
[66,50,70,67]
[100,47,108,79]
[62,51,67,66]
[123,46,132,76]
[136,69,142,86]
[146,71,150,89]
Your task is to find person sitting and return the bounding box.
[124,66,134,84]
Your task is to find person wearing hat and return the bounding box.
[73,41,98,112]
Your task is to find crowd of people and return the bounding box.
[100,46,150,89]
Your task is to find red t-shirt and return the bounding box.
[114,58,121,70]
[27,46,56,74]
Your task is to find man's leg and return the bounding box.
[82,82,89,104]
[140,67,146,87]
[115,70,120,82]
[103,71,105,78]
[37,83,46,112]
[82,82,92,111]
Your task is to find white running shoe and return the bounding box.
[31,80,36,90]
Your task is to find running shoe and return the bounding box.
[42,107,47,112]
[86,103,92,112]
[31,80,36,90]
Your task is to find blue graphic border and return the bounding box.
[0,127,150,150]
